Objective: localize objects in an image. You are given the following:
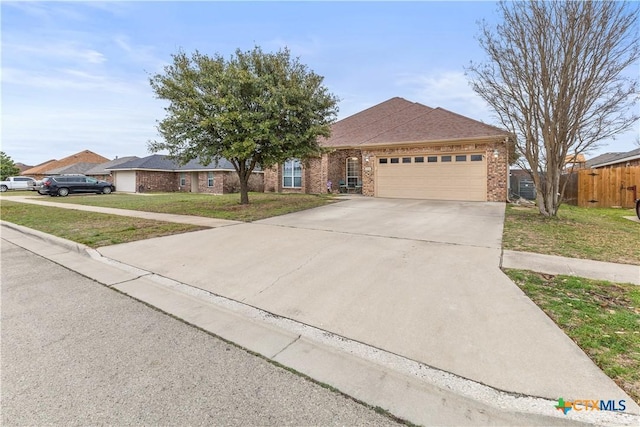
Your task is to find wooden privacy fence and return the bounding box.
[577,166,640,208]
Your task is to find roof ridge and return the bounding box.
[431,107,507,134]
[358,103,436,145]
[339,97,408,120]
[334,98,434,145]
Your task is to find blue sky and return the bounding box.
[2,1,638,166]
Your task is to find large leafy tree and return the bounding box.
[149,46,339,204]
[0,152,20,181]
[467,1,639,217]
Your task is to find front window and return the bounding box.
[346,157,361,187]
[283,159,302,188]
[207,172,214,187]
[180,173,186,186]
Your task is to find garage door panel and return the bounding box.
[114,171,136,193]
[376,155,486,201]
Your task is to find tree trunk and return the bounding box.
[231,158,258,205]
[239,175,250,205]
[533,166,562,218]
[236,160,250,205]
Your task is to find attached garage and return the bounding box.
[375,153,487,201]
[113,171,137,193]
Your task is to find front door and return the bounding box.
[191,172,199,193]
[346,157,361,188]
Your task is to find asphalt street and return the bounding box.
[1,241,401,426]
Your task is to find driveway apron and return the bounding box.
[98,198,637,408]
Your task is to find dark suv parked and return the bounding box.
[39,175,115,197]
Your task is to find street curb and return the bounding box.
[3,222,639,426]
[1,220,92,256]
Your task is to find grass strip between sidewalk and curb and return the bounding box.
[20,192,337,222]
[504,269,640,404]
[0,200,206,248]
[503,204,640,265]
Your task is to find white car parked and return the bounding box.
[0,176,37,192]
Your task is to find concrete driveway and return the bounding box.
[258,197,505,249]
[98,198,635,406]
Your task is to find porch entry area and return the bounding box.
[339,157,362,193]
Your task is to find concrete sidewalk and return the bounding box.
[3,196,240,228]
[502,250,640,285]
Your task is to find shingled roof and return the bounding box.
[47,162,103,175]
[21,150,110,176]
[84,156,139,175]
[322,97,508,148]
[588,147,640,168]
[107,154,261,172]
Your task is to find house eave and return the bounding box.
[178,168,236,173]
[108,167,263,174]
[590,154,640,168]
[323,134,510,151]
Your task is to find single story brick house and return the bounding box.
[264,97,512,202]
[84,156,140,182]
[107,154,263,194]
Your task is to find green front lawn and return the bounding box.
[505,269,640,404]
[0,200,205,248]
[28,192,336,222]
[503,204,640,265]
[0,192,337,246]
[0,189,40,196]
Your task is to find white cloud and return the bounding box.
[112,34,166,70]
[4,41,106,65]
[395,70,495,124]
[1,66,143,95]
[2,97,165,165]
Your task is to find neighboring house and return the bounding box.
[585,152,622,168]
[15,162,35,173]
[564,154,586,172]
[18,159,56,176]
[107,154,264,194]
[264,97,511,202]
[84,156,139,182]
[588,148,640,169]
[21,150,110,181]
[46,162,103,176]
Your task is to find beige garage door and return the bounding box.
[376,153,487,201]
[114,171,137,193]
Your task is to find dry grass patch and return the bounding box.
[503,204,639,264]
[505,269,640,404]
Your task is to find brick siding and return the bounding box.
[136,170,263,194]
[137,171,179,192]
[265,140,508,202]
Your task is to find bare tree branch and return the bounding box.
[466,0,639,216]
